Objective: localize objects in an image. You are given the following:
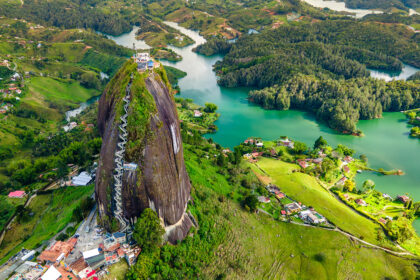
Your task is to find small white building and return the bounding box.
[278,139,294,148]
[41,265,61,280]
[193,110,202,117]
[382,193,392,200]
[257,196,270,203]
[72,172,93,186]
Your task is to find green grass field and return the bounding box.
[183,147,418,279]
[102,260,129,280]
[0,185,94,264]
[0,195,24,231]
[203,200,417,280]
[26,77,99,112]
[253,157,392,247]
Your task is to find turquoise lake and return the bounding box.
[108,23,420,225]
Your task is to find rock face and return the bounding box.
[95,62,192,243]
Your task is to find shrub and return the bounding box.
[56,233,69,241]
[314,253,326,263]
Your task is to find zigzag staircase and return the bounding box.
[112,75,133,232]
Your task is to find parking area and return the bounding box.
[66,206,103,264]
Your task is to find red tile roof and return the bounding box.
[117,249,124,257]
[343,165,350,173]
[378,218,387,224]
[105,243,120,252]
[38,239,77,262]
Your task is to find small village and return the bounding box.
[259,183,329,226]
[3,158,145,280]
[0,66,24,115]
[6,226,141,280]
[239,136,416,235]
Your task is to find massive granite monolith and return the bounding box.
[95,62,192,243]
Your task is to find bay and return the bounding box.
[109,23,420,229]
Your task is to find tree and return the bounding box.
[204,103,218,113]
[80,72,100,89]
[56,233,69,241]
[181,99,189,109]
[233,147,242,165]
[216,154,226,167]
[314,136,327,149]
[56,159,69,180]
[359,154,368,163]
[71,206,83,223]
[80,197,94,216]
[292,141,307,154]
[336,144,355,157]
[321,157,335,176]
[242,195,259,212]
[133,208,164,253]
[16,205,31,223]
[314,253,326,263]
[362,179,375,191]
[343,180,355,192]
[126,254,154,280]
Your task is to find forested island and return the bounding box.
[249,76,419,133]
[195,19,420,133]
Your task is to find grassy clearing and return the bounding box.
[0,185,93,264]
[253,157,391,247]
[102,260,129,280]
[27,77,99,112]
[0,195,22,230]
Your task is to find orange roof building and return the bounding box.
[38,238,77,263]
[56,265,77,280]
[69,257,88,276]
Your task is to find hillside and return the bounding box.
[124,119,420,278]
[0,17,133,237]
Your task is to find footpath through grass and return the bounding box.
[254,157,391,247]
[0,185,93,264]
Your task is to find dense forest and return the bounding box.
[249,75,420,133]
[363,12,420,25]
[209,20,419,89]
[0,0,133,35]
[193,38,232,56]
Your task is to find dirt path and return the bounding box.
[252,163,415,257]
[285,216,415,257]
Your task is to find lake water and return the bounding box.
[109,24,420,226]
[103,26,149,50]
[301,0,383,18]
[65,95,100,122]
[369,64,418,81]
